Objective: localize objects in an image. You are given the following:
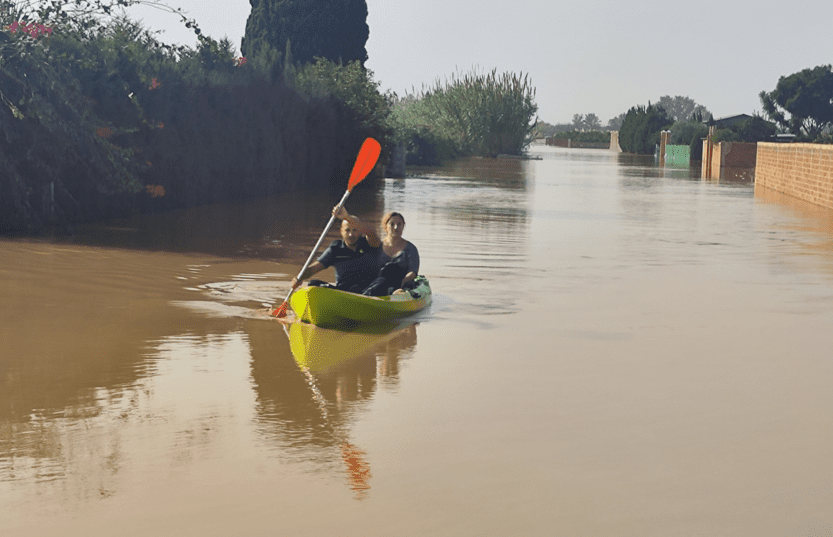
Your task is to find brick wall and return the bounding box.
[721,142,758,168]
[545,137,570,148]
[545,133,620,150]
[755,143,833,210]
[701,141,758,180]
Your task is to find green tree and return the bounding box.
[392,68,538,161]
[618,103,673,154]
[584,113,601,130]
[656,95,710,122]
[241,0,368,67]
[1,0,388,232]
[760,65,833,139]
[291,58,393,148]
[711,116,778,144]
[607,112,626,131]
[570,113,601,131]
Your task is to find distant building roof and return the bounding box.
[710,114,755,128]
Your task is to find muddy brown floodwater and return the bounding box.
[2,144,833,536]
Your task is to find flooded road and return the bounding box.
[3,144,833,535]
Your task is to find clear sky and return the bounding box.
[124,0,833,125]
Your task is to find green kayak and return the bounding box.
[289,276,431,328]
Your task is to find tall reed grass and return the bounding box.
[392,68,537,162]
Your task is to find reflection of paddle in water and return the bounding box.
[281,321,419,499]
[284,324,373,500]
[340,442,371,499]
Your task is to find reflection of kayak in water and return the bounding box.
[290,275,431,328]
[287,321,417,373]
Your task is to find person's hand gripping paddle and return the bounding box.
[272,138,382,318]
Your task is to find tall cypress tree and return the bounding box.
[241,0,369,66]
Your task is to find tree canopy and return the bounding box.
[655,95,710,123]
[618,104,673,155]
[241,0,369,67]
[571,113,601,131]
[760,65,833,139]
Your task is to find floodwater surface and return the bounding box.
[2,144,833,535]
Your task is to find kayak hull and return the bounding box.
[290,276,431,328]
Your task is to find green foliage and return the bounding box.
[1,2,394,233]
[760,65,833,139]
[532,120,559,138]
[711,116,778,144]
[553,130,609,144]
[290,58,393,148]
[655,95,710,122]
[571,113,601,131]
[618,104,673,155]
[242,0,368,67]
[607,113,626,131]
[1,7,152,231]
[391,68,538,163]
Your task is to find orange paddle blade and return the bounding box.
[347,138,381,191]
[271,302,288,318]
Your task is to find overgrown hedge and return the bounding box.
[1,8,390,233]
[618,104,673,155]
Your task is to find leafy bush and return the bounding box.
[710,116,778,144]
[618,104,673,155]
[553,130,609,143]
[1,3,394,232]
[290,58,393,150]
[391,68,538,163]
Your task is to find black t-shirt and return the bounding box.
[317,237,380,291]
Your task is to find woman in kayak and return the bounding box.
[362,211,420,296]
[291,206,381,293]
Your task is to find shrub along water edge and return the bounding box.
[391,68,538,164]
[1,7,392,233]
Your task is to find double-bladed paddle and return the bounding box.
[272,137,382,318]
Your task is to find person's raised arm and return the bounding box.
[333,206,381,247]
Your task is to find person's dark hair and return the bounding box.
[382,212,405,228]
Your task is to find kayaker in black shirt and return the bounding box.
[291,206,381,293]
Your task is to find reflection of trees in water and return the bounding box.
[0,385,145,502]
[69,186,388,262]
[383,156,532,230]
[0,324,251,505]
[379,157,534,316]
[246,321,418,499]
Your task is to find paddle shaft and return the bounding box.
[273,137,381,317]
[279,188,352,307]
